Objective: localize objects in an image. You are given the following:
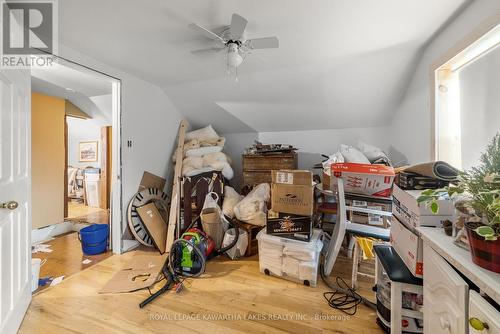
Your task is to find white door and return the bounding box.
[423,243,468,334]
[0,69,31,333]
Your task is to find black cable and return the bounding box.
[322,277,363,315]
[319,264,376,315]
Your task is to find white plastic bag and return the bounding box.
[356,141,389,164]
[222,186,243,218]
[200,192,225,249]
[222,228,248,260]
[340,144,370,163]
[233,183,270,226]
[322,151,344,170]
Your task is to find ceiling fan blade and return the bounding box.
[188,23,225,43]
[190,47,225,55]
[230,13,247,40]
[245,37,279,49]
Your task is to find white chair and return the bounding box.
[323,177,392,285]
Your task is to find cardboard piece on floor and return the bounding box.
[139,171,166,192]
[99,255,166,294]
[136,203,167,254]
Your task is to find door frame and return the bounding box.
[41,55,123,254]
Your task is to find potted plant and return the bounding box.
[417,133,500,273]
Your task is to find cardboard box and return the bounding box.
[346,194,391,228]
[139,171,166,192]
[267,211,312,242]
[392,184,453,228]
[395,172,449,190]
[331,163,395,198]
[390,216,423,278]
[137,203,168,254]
[271,170,314,216]
[322,171,331,191]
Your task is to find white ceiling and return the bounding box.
[31,62,113,124]
[58,0,469,133]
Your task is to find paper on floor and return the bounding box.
[50,276,64,286]
[32,244,53,254]
[82,259,92,265]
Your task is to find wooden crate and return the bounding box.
[232,219,265,257]
[242,153,297,187]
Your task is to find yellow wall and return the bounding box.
[31,92,65,229]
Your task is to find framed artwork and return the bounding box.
[79,141,98,162]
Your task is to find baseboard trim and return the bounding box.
[31,221,75,244]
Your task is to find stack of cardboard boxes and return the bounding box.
[267,170,314,241]
[390,184,454,278]
[257,169,323,286]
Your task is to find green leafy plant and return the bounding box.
[417,133,500,240]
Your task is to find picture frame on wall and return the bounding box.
[79,141,98,162]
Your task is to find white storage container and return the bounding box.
[392,184,453,228]
[257,228,323,286]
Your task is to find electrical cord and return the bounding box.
[319,264,376,315]
[322,277,362,315]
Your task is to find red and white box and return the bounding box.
[331,163,395,198]
[390,216,423,278]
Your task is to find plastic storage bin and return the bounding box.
[257,228,323,286]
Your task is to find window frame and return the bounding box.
[430,14,500,168]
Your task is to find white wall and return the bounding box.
[259,126,393,172]
[221,132,258,190]
[390,0,500,165]
[459,45,500,170]
[58,45,183,248]
[67,117,104,169]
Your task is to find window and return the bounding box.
[433,22,500,169]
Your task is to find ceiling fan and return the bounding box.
[189,13,279,74]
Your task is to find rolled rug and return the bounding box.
[403,161,459,182]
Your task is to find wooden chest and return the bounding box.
[242,153,297,187]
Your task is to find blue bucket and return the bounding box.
[78,224,109,255]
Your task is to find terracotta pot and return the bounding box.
[465,222,500,273]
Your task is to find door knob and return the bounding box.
[1,201,18,210]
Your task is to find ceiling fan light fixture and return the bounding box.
[227,49,243,68]
[189,13,279,75]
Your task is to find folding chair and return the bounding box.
[323,177,392,287]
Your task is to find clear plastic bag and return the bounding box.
[222,228,248,260]
[233,183,270,226]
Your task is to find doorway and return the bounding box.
[30,58,121,292]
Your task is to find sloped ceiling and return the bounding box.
[31,63,113,125]
[58,0,468,133]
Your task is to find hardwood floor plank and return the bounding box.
[21,245,383,334]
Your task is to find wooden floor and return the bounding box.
[32,203,111,292]
[33,232,113,293]
[21,247,383,334]
[66,202,109,222]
